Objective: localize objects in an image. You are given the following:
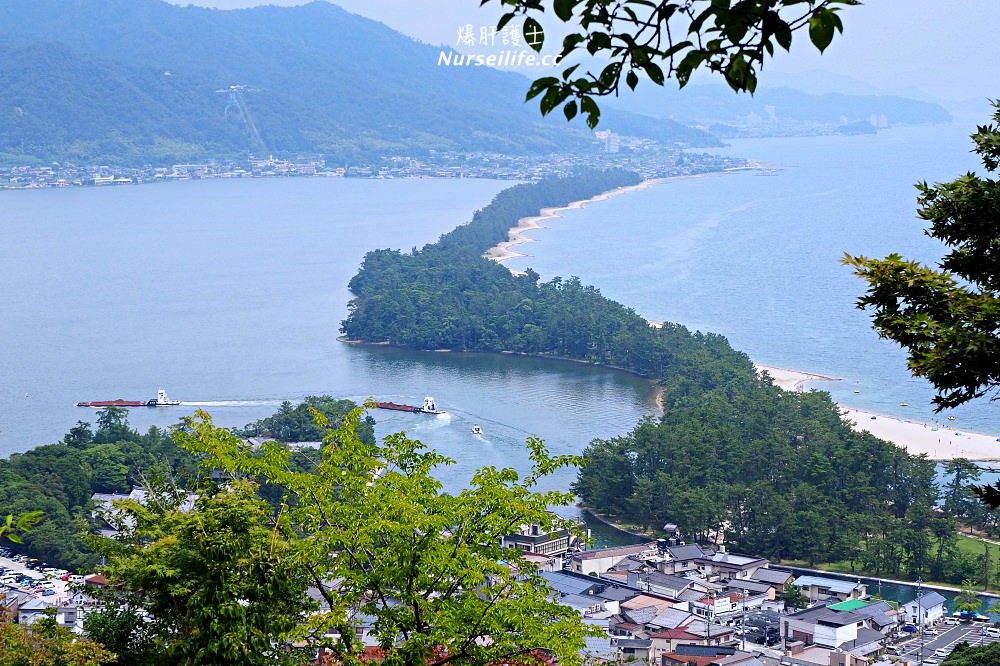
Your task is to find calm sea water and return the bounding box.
[505,117,1000,438]
[4,120,998,539]
[0,177,658,525]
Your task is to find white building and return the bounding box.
[906,591,947,627]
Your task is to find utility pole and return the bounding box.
[917,578,924,666]
[741,590,748,652]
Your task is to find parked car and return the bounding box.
[944,617,961,625]
[41,589,55,596]
[924,628,940,636]
[935,649,950,657]
[983,627,1000,638]
[901,624,919,633]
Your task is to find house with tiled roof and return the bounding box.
[661,644,763,666]
[570,543,658,575]
[620,592,680,614]
[783,600,891,653]
[628,570,706,598]
[694,551,770,581]
[790,575,867,602]
[905,590,946,627]
[748,568,794,589]
[656,544,712,575]
[649,627,706,655]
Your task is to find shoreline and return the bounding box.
[483,173,721,265]
[754,363,1000,461]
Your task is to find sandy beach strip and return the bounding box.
[484,174,720,265]
[753,363,1000,461]
[840,407,1000,461]
[481,178,1000,462]
[755,363,837,392]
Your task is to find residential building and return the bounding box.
[905,590,946,627]
[790,575,867,602]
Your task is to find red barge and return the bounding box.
[374,396,446,415]
[76,389,180,408]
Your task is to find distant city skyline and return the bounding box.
[173,0,999,103]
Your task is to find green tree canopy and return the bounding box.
[90,406,598,666]
[484,0,858,127]
[846,103,1000,507]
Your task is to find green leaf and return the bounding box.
[809,10,837,53]
[580,95,601,129]
[626,69,639,90]
[525,76,559,102]
[643,61,665,86]
[563,99,578,121]
[553,0,576,22]
[523,17,545,52]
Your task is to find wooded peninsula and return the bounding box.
[340,171,990,585]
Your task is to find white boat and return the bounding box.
[147,389,180,407]
[471,424,483,435]
[415,396,446,414]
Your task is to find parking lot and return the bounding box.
[895,622,1000,664]
[0,548,76,603]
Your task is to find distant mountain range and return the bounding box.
[0,0,720,166]
[605,82,952,127]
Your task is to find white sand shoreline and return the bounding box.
[483,173,721,266]
[754,363,1000,461]
[481,178,1000,462]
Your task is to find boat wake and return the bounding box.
[181,400,283,407]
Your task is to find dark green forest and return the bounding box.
[342,172,984,584]
[0,397,362,571]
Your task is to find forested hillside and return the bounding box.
[342,173,979,582]
[0,0,719,165]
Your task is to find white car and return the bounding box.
[923,628,940,636]
[934,648,950,658]
[984,627,1000,638]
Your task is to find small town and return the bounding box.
[0,141,749,189]
[2,485,988,666]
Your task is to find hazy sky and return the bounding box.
[172,0,999,102]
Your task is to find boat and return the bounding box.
[76,389,180,408]
[374,401,417,413]
[471,424,484,435]
[899,402,909,407]
[374,396,447,415]
[75,398,146,408]
[853,389,861,393]
[948,416,956,421]
[148,389,180,407]
[416,396,446,414]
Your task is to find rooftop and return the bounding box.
[792,575,865,594]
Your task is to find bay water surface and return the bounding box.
[0,177,658,520]
[4,117,999,534]
[506,117,1000,439]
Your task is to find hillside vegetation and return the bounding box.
[0,0,719,165]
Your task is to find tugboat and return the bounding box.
[471,424,484,436]
[416,396,446,414]
[147,389,180,407]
